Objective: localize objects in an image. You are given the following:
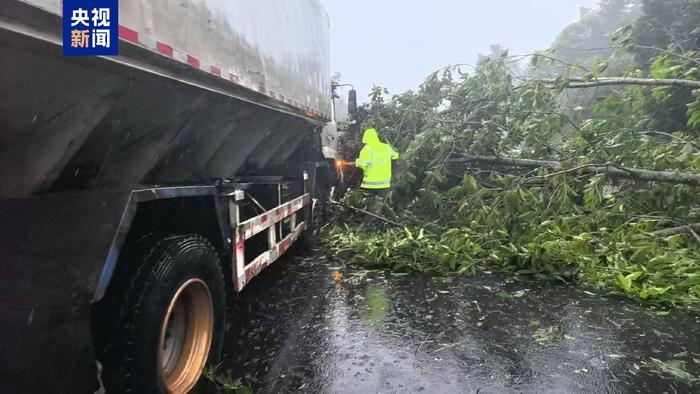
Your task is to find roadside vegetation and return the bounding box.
[326,0,700,311]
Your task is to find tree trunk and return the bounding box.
[450,154,700,187]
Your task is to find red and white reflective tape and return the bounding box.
[234,228,245,280]
[238,194,310,240]
[236,223,306,291]
[117,25,329,120]
[233,193,310,292]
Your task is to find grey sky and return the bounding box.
[322,0,598,101]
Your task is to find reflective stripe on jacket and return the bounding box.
[356,129,399,189]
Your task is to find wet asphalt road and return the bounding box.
[218,249,700,393]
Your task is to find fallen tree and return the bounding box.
[328,54,700,311]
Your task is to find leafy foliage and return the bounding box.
[630,0,700,132]
[203,366,253,393]
[646,357,700,384]
[326,6,700,311]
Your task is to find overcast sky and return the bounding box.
[322,0,598,101]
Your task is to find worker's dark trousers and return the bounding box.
[362,188,389,212]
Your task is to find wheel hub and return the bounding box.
[159,279,214,393]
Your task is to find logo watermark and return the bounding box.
[63,0,118,56]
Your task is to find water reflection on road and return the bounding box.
[219,250,699,393]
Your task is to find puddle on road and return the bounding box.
[216,251,700,393]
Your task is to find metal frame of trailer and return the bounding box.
[93,174,313,302]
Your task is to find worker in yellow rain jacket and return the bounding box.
[355,128,399,202]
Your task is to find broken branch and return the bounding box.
[449,154,700,187]
[536,77,700,89]
[652,223,700,238]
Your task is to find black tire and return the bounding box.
[99,234,225,394]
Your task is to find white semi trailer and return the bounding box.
[0,1,350,392]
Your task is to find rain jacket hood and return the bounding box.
[362,128,380,145]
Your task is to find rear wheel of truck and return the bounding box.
[100,234,225,394]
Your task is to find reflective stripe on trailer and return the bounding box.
[233,193,310,291]
[238,194,309,239]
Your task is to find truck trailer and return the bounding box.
[0,0,347,392]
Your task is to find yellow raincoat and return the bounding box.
[356,128,399,189]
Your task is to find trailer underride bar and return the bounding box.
[229,193,311,291]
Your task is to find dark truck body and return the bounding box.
[0,0,332,391]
